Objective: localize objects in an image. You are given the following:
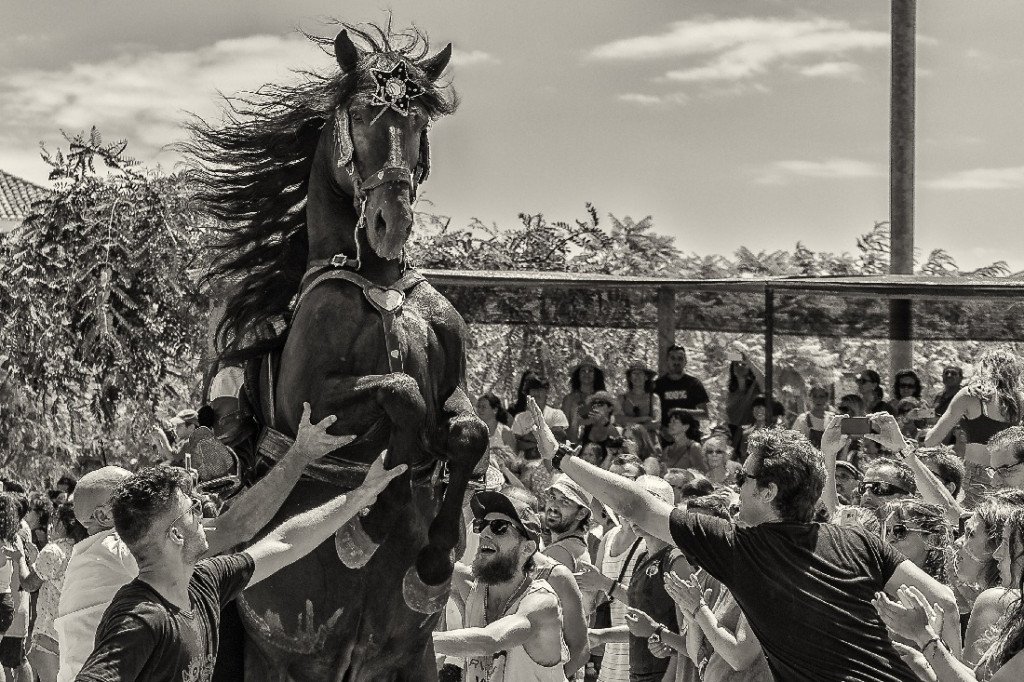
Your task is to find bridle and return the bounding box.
[330,100,429,271]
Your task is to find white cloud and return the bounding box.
[925,166,1024,190]
[617,92,689,106]
[450,49,497,67]
[755,158,883,185]
[0,34,332,165]
[798,61,861,78]
[589,17,888,86]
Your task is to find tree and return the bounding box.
[0,129,211,480]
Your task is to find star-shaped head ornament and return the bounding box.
[370,60,425,116]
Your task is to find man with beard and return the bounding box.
[73,453,405,682]
[434,490,569,682]
[543,478,593,571]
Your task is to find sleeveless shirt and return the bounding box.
[596,528,645,682]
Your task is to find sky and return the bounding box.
[2,0,1023,271]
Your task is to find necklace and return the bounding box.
[484,573,532,625]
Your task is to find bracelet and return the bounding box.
[921,636,946,656]
[552,444,574,471]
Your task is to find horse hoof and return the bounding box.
[402,565,451,614]
[334,519,380,569]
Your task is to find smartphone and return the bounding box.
[840,417,871,435]
[726,351,744,362]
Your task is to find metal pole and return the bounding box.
[890,0,916,377]
[764,287,774,421]
[657,287,676,374]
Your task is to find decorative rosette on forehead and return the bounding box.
[370,60,424,116]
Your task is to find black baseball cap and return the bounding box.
[470,490,542,543]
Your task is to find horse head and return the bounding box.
[328,30,452,263]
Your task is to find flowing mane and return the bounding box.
[182,21,458,366]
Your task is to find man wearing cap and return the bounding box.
[435,490,569,681]
[543,478,592,571]
[573,391,622,450]
[653,345,710,426]
[55,402,355,682]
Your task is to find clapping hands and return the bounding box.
[664,571,710,618]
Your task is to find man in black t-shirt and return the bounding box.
[653,345,709,426]
[75,454,406,682]
[526,410,961,682]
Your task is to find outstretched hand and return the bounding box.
[358,450,408,504]
[526,397,559,460]
[293,402,357,463]
[573,560,611,593]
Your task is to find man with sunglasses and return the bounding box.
[74,449,404,682]
[858,460,917,511]
[526,398,959,682]
[435,490,569,681]
[56,402,357,682]
[986,426,1024,492]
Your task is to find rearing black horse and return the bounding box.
[186,23,486,681]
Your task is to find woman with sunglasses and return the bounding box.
[891,370,924,412]
[703,434,743,487]
[925,347,1024,508]
[879,500,955,587]
[874,507,1024,682]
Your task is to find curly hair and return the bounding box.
[863,459,918,496]
[879,499,953,584]
[747,429,825,523]
[0,493,20,543]
[666,409,703,442]
[966,347,1024,426]
[977,507,1024,676]
[971,489,1024,590]
[111,466,192,552]
[569,365,606,393]
[987,426,1024,464]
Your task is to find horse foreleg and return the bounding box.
[322,373,426,568]
[404,389,486,614]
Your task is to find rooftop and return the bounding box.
[0,169,48,224]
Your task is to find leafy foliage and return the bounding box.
[0,130,211,482]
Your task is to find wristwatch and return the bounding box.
[552,444,574,471]
[648,625,665,644]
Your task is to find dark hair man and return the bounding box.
[435,490,567,680]
[74,453,405,681]
[526,398,960,682]
[543,478,592,570]
[57,403,358,682]
[653,345,710,426]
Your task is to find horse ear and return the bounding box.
[421,43,452,82]
[335,30,361,73]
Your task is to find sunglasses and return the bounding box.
[885,523,930,542]
[898,383,917,390]
[705,448,730,456]
[166,495,203,535]
[986,461,1024,479]
[472,518,524,537]
[855,378,869,385]
[735,470,758,487]
[858,481,909,496]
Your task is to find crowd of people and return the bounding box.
[1,344,1023,681]
[439,345,1024,682]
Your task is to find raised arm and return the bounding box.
[818,415,849,515]
[924,390,970,447]
[242,452,406,586]
[528,398,675,546]
[203,402,356,556]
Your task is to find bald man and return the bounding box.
[55,403,354,682]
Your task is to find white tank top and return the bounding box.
[597,527,644,682]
